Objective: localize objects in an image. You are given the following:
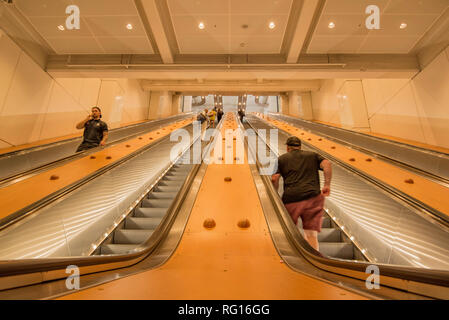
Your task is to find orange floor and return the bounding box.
[0,118,194,220]
[59,113,367,300]
[258,114,449,217]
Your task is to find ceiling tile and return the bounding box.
[15,0,72,17]
[323,0,390,14]
[384,0,449,14]
[46,37,104,54]
[358,35,419,53]
[96,37,154,54]
[230,15,288,36]
[229,0,293,15]
[83,16,146,37]
[71,0,139,16]
[176,35,229,53]
[230,36,282,53]
[371,14,439,36]
[28,16,93,37]
[315,14,369,36]
[171,15,229,36]
[308,36,366,53]
[168,0,229,15]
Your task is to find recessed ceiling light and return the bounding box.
[269,22,276,29]
[400,23,407,29]
[57,25,65,31]
[126,23,133,30]
[198,22,205,30]
[328,22,336,29]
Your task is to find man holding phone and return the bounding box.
[75,106,109,152]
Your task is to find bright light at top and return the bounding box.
[126,24,133,30]
[198,22,205,30]
[269,22,276,29]
[400,23,407,29]
[328,22,335,29]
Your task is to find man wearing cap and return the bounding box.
[75,106,109,152]
[271,136,332,251]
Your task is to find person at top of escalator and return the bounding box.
[238,109,245,123]
[217,108,224,123]
[271,136,332,251]
[75,106,109,152]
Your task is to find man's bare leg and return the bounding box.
[304,230,319,251]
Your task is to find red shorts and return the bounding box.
[284,194,325,232]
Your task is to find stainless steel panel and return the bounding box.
[269,113,449,181]
[0,125,198,259]
[247,115,449,271]
[0,114,191,181]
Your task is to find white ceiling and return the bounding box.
[167,0,293,54]
[14,0,155,54]
[307,0,449,54]
[8,0,449,56]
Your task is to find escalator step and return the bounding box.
[134,207,167,218]
[320,243,354,260]
[155,185,180,192]
[114,229,154,244]
[100,244,137,255]
[318,228,341,242]
[321,217,331,228]
[158,180,183,187]
[148,192,178,199]
[163,175,186,181]
[126,217,162,229]
[142,198,173,208]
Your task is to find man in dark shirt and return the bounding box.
[75,107,109,152]
[217,108,224,123]
[272,136,332,251]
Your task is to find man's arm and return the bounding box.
[76,115,91,130]
[320,159,332,196]
[100,130,109,147]
[271,173,281,192]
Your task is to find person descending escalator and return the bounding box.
[217,108,224,123]
[271,136,332,251]
[238,109,245,123]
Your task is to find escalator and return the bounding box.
[319,212,365,261]
[243,114,449,269]
[0,114,192,187]
[0,112,448,300]
[97,161,193,255]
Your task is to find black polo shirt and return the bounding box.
[276,149,325,204]
[82,119,108,145]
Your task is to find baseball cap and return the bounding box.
[286,136,301,147]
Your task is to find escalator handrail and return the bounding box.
[0,113,191,159]
[0,160,201,279]
[244,118,449,292]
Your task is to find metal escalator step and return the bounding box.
[320,243,354,260]
[134,207,167,218]
[126,217,162,229]
[148,192,178,199]
[321,217,331,228]
[114,229,154,244]
[142,198,173,208]
[100,244,138,255]
[155,185,180,192]
[158,180,183,187]
[163,175,186,181]
[318,228,341,242]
